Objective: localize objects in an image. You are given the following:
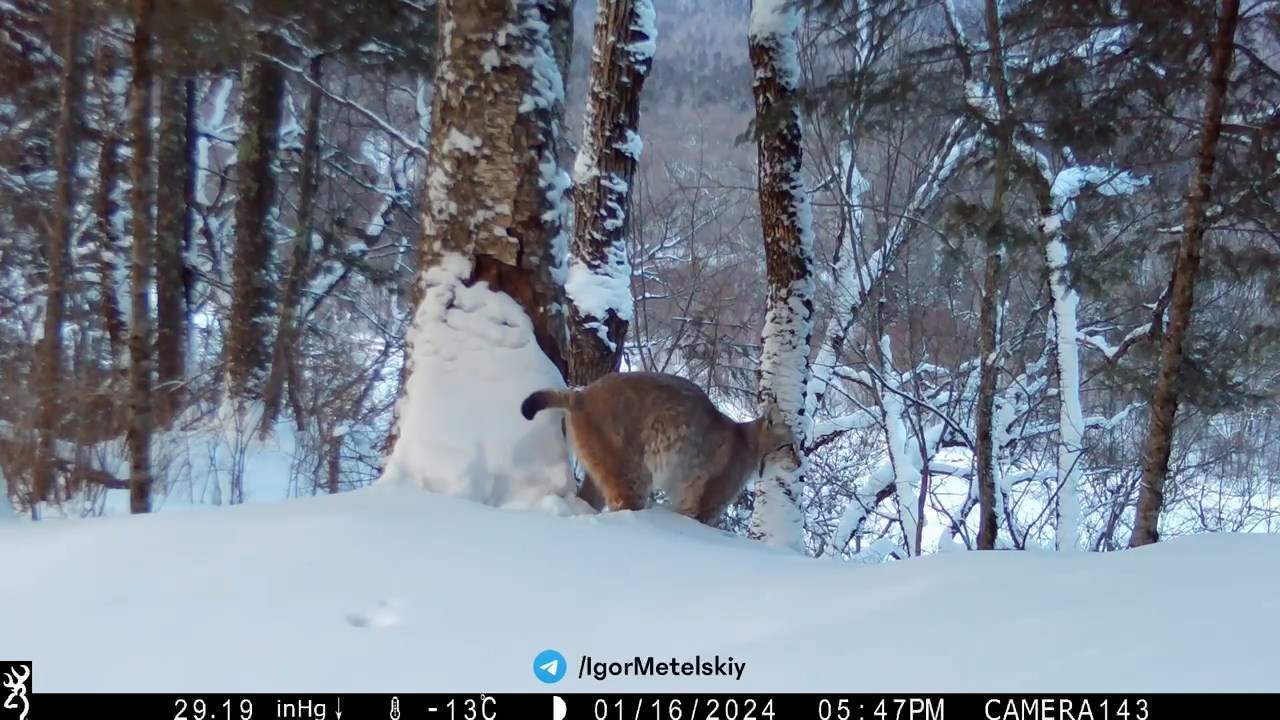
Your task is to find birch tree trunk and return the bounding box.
[383,0,572,471]
[1044,224,1084,551]
[127,0,156,514]
[228,33,285,404]
[1130,0,1240,548]
[745,0,816,551]
[567,0,655,385]
[33,0,85,512]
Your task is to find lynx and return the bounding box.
[521,372,798,525]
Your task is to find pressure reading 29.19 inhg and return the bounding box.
[172,697,254,720]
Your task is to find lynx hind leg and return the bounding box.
[695,500,729,528]
[593,455,650,512]
[576,473,606,511]
[672,473,712,522]
[691,471,742,527]
[568,416,650,512]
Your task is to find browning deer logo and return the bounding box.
[1,663,29,720]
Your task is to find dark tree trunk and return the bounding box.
[327,435,341,495]
[155,74,196,425]
[973,250,1003,550]
[974,0,1016,551]
[127,0,157,514]
[261,55,324,432]
[33,0,86,513]
[228,34,286,404]
[567,0,655,385]
[1130,0,1240,548]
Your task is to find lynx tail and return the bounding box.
[520,389,575,420]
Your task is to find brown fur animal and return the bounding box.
[521,372,798,525]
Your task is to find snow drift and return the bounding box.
[1,486,1277,692]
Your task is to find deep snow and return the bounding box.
[1,486,1277,692]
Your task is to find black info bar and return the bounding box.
[22,693,1277,720]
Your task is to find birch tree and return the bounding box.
[746,0,817,551]
[381,0,576,504]
[567,0,656,385]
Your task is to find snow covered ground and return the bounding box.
[2,486,1277,693]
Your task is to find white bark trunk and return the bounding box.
[1046,236,1084,551]
[746,0,816,551]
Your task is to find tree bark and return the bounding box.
[567,0,655,385]
[745,2,817,551]
[384,0,572,455]
[32,0,86,513]
[94,127,127,368]
[262,54,324,432]
[127,0,156,514]
[228,34,286,404]
[974,0,1015,551]
[155,74,196,425]
[1130,0,1240,548]
[973,250,1003,550]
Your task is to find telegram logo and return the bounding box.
[533,649,567,684]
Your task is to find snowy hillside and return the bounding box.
[3,487,1277,693]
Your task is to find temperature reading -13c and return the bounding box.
[447,695,498,720]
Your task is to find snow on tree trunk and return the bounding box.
[746,0,817,551]
[381,0,578,512]
[1131,0,1240,548]
[1037,162,1146,550]
[33,0,85,512]
[566,0,656,385]
[227,33,285,405]
[1045,235,1083,551]
[155,74,196,425]
[126,0,156,514]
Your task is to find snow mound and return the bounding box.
[1,486,1277,692]
[380,256,578,512]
